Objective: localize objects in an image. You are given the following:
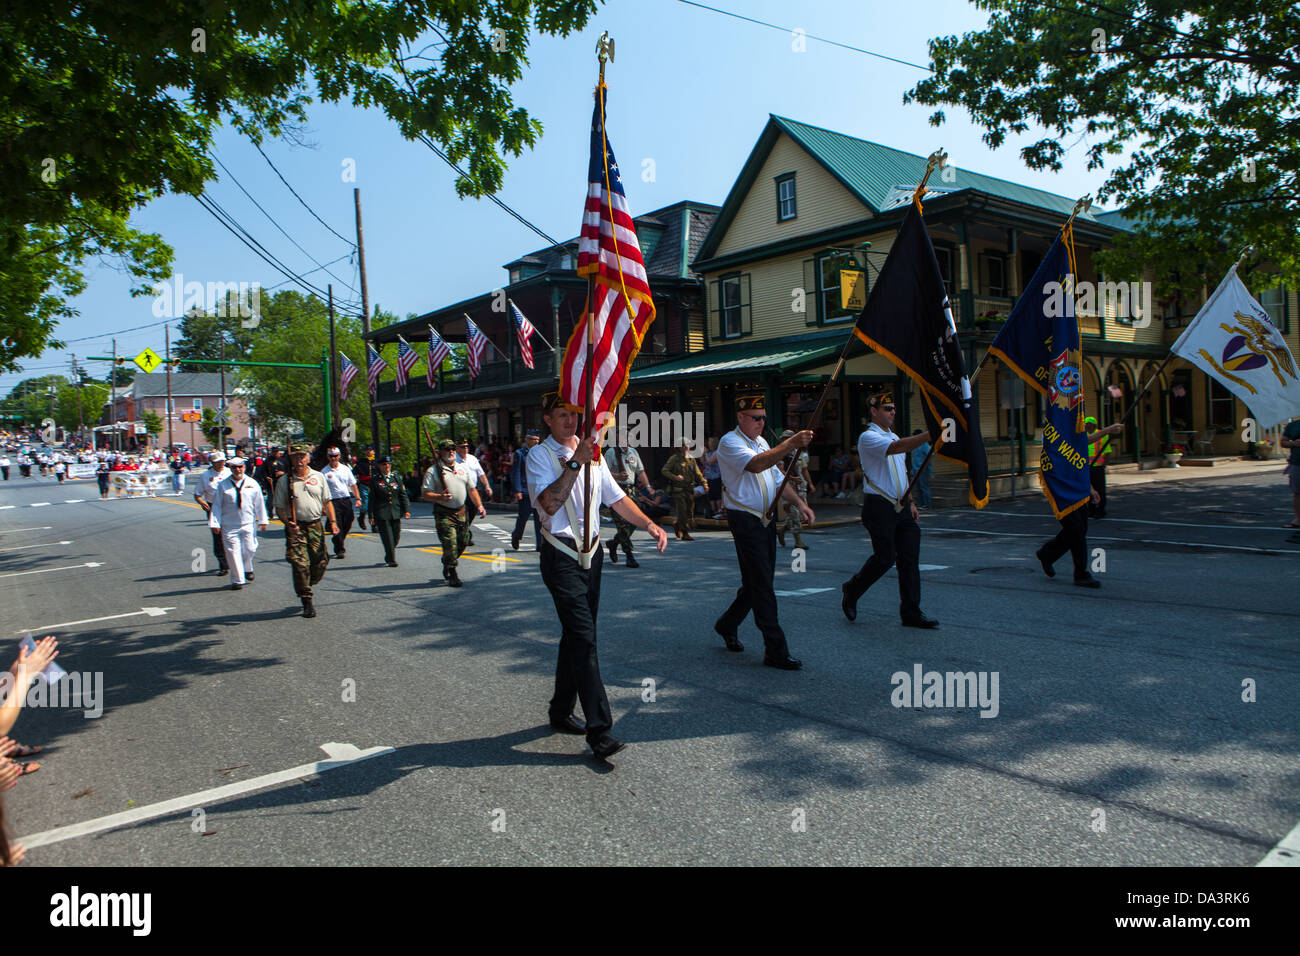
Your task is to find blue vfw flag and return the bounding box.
[988,235,1092,519]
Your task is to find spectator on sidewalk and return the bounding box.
[1282,417,1300,529]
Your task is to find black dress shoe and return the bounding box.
[1035,547,1056,578]
[548,714,586,735]
[386,560,398,567]
[901,614,939,629]
[714,622,743,652]
[625,554,640,568]
[841,581,857,622]
[511,536,520,551]
[590,735,627,761]
[763,655,802,670]
[216,568,229,576]
[229,583,243,591]
[1073,576,1101,589]
[246,572,254,581]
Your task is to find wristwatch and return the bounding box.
[565,459,582,472]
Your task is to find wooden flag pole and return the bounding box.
[895,354,993,512]
[582,34,614,559]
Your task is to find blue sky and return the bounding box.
[12,0,1114,393]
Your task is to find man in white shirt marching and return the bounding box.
[321,446,361,559]
[456,439,491,547]
[714,395,815,670]
[529,391,667,762]
[194,451,230,576]
[213,457,268,589]
[841,389,937,628]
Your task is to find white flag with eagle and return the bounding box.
[1170,266,1300,429]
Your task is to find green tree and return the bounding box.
[1,0,601,372]
[142,410,163,440]
[905,0,1300,297]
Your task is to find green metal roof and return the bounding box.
[771,116,1103,222]
[631,338,841,381]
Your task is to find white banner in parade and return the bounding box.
[1170,265,1300,428]
[67,463,97,479]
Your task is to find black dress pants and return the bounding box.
[1041,508,1090,579]
[1089,465,1107,516]
[845,495,922,620]
[375,518,401,563]
[716,510,789,657]
[210,527,228,571]
[539,538,612,743]
[330,497,355,554]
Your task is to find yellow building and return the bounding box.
[638,116,1297,494]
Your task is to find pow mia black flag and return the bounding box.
[852,204,988,508]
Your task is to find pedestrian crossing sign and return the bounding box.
[134,348,163,373]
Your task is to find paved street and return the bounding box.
[1,469,1296,866]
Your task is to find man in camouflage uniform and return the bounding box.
[421,439,485,587]
[776,429,812,551]
[661,440,705,541]
[272,444,339,618]
[603,441,649,568]
[368,455,410,567]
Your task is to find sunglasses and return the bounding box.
[744,413,767,421]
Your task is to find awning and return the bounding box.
[630,338,842,383]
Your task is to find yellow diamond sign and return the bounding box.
[134,348,163,373]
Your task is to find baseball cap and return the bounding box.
[437,439,455,451]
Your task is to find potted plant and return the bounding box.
[1253,438,1274,460]
[1163,443,1187,467]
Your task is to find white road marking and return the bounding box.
[30,502,49,507]
[926,526,1300,555]
[64,499,85,504]
[775,587,834,597]
[974,509,1288,533]
[1258,818,1300,867]
[12,605,172,633]
[0,561,103,580]
[16,742,396,850]
[0,526,53,534]
[918,564,949,571]
[0,539,72,553]
[0,505,14,510]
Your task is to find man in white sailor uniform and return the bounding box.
[213,456,269,590]
[840,389,937,628]
[528,391,667,762]
[194,450,230,576]
[714,394,815,670]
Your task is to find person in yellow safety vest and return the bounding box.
[1085,416,1115,518]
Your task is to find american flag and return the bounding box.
[465,317,488,380]
[508,299,536,370]
[339,351,359,402]
[394,336,419,391]
[366,344,388,397]
[562,82,656,435]
[427,325,450,388]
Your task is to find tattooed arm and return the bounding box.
[535,438,595,516]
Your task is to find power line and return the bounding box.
[676,0,933,72]
[211,151,362,299]
[251,140,357,247]
[391,60,564,249]
[193,193,363,316]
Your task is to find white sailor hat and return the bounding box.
[227,457,246,466]
[210,451,226,461]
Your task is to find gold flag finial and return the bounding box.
[597,31,614,64]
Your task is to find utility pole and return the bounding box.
[70,354,84,443]
[165,323,174,455]
[219,330,227,440]
[328,284,339,428]
[111,338,118,452]
[355,188,379,449]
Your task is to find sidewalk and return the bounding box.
[1104,456,1287,488]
